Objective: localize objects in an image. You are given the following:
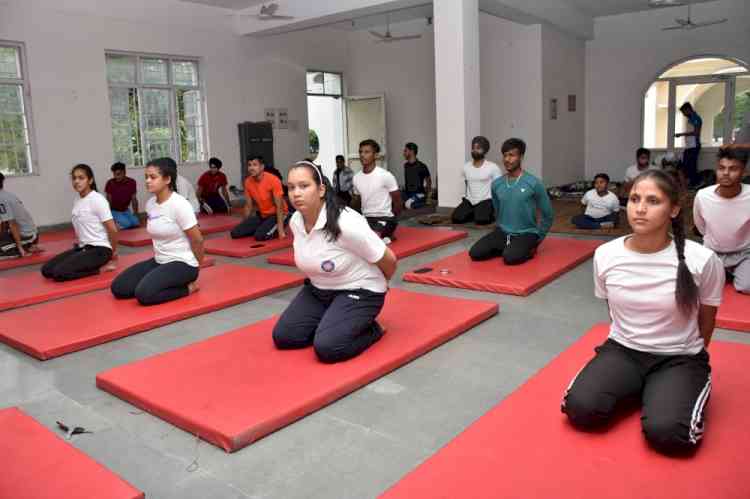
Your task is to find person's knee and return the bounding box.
[733,275,750,294]
[134,282,158,305]
[642,415,696,454]
[562,389,615,430]
[230,228,243,239]
[110,278,132,299]
[272,320,306,350]
[254,230,273,241]
[313,332,348,363]
[503,251,531,266]
[469,244,487,261]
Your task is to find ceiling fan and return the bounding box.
[369,14,422,43]
[661,4,727,31]
[230,3,294,21]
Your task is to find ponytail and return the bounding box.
[292,161,344,242]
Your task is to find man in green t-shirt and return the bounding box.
[469,138,553,265]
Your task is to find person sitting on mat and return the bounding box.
[469,138,553,265]
[451,136,501,225]
[621,148,657,202]
[111,157,204,306]
[352,139,402,244]
[562,169,724,455]
[571,173,620,230]
[332,154,354,207]
[175,167,200,215]
[42,164,118,281]
[197,157,231,215]
[272,160,397,363]
[0,172,39,259]
[105,162,140,230]
[693,148,750,294]
[230,155,288,240]
[402,142,432,210]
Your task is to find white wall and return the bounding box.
[585,0,750,180]
[542,24,585,186]
[0,0,349,226]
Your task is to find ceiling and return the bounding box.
[564,0,715,18]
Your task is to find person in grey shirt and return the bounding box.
[0,172,39,258]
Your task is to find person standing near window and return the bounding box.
[676,102,703,189]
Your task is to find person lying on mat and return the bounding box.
[230,155,288,241]
[273,160,397,363]
[0,171,39,258]
[562,169,724,455]
[571,173,619,230]
[693,148,750,294]
[197,157,231,215]
[111,157,204,306]
[352,139,402,244]
[105,162,140,230]
[469,138,553,265]
[451,136,501,225]
[41,164,118,281]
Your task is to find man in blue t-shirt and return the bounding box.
[469,138,553,265]
[676,102,703,188]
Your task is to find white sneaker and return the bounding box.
[600,221,615,229]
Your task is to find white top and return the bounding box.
[146,193,199,267]
[176,175,200,213]
[352,167,399,218]
[623,164,659,183]
[581,189,620,219]
[594,236,725,355]
[693,184,750,254]
[72,191,113,249]
[291,205,388,293]
[0,189,36,236]
[461,160,501,205]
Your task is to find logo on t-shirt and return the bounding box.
[321,260,335,272]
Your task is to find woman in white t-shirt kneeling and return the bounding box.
[272,161,397,363]
[562,169,725,455]
[42,164,118,281]
[111,157,204,306]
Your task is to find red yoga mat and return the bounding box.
[382,324,750,499]
[266,226,467,266]
[0,264,304,360]
[205,234,293,258]
[403,237,603,296]
[0,240,77,271]
[0,253,215,312]
[716,285,750,332]
[0,407,143,499]
[118,214,240,247]
[96,288,498,452]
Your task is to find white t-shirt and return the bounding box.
[693,184,750,254]
[291,206,387,293]
[146,193,199,267]
[581,189,620,219]
[176,175,200,213]
[352,167,399,218]
[72,191,113,249]
[0,189,36,237]
[623,164,659,183]
[461,160,501,205]
[594,236,724,355]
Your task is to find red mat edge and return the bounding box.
[1,407,145,499]
[204,237,293,258]
[402,245,599,296]
[4,273,304,361]
[120,218,239,246]
[716,318,748,332]
[97,302,498,453]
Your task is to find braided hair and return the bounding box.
[632,169,698,315]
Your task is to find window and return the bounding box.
[643,57,750,150]
[106,52,205,166]
[0,42,34,176]
[306,71,343,97]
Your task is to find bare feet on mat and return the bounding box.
[188,281,200,295]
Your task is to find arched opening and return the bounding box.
[643,56,750,151]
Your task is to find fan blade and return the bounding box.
[257,14,295,20]
[369,30,387,39]
[674,18,689,25]
[390,34,422,41]
[661,25,685,30]
[691,19,728,27]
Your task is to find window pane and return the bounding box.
[0,46,21,80]
[141,88,173,161]
[173,61,198,87]
[177,89,204,162]
[674,82,725,148]
[643,81,669,149]
[306,72,324,94]
[732,75,750,143]
[0,84,31,175]
[109,87,142,166]
[106,54,136,84]
[323,73,342,96]
[141,58,169,85]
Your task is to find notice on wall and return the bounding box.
[278,108,289,129]
[550,98,558,120]
[568,94,577,112]
[264,108,276,127]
